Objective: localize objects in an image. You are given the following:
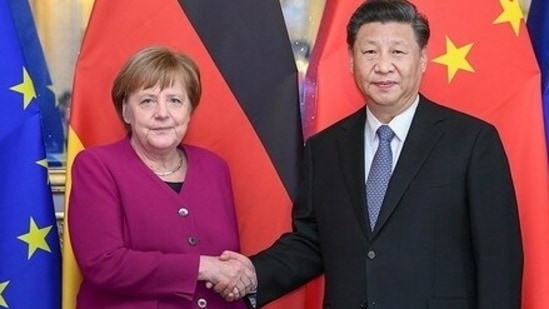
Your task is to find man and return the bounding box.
[218,0,523,307]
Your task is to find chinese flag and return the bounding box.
[305,0,549,308]
[62,1,307,309]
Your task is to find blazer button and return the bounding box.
[197,298,207,308]
[178,208,189,217]
[360,300,367,308]
[188,236,198,246]
[367,250,376,260]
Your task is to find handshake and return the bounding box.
[198,250,257,302]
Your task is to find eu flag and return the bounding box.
[0,0,61,307]
[528,0,549,155]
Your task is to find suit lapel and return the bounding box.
[372,98,445,236]
[337,110,371,240]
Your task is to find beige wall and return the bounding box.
[520,0,532,16]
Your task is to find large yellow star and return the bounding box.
[0,281,9,308]
[17,217,53,259]
[493,0,524,36]
[432,36,475,83]
[9,67,36,110]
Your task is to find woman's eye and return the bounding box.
[167,98,184,108]
[139,99,155,108]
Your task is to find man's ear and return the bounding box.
[348,48,355,74]
[420,48,428,72]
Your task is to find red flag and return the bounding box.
[303,0,365,138]
[305,0,549,308]
[62,1,306,308]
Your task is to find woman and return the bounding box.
[68,46,250,308]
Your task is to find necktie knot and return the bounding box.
[377,125,395,142]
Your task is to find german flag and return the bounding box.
[62,1,307,308]
[305,0,549,308]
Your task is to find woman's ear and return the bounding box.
[122,103,130,124]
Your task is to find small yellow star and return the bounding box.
[9,67,36,110]
[0,281,9,308]
[17,217,53,259]
[432,36,475,83]
[48,85,58,107]
[36,158,49,169]
[36,159,50,184]
[493,0,524,36]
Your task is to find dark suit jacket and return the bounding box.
[251,96,523,309]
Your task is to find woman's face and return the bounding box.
[123,79,192,154]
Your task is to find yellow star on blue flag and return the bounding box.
[0,0,61,308]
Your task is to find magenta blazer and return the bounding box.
[68,137,247,309]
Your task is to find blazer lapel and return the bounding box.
[372,98,445,236]
[337,110,371,239]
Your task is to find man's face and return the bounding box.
[349,21,426,118]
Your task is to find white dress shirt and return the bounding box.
[364,95,419,180]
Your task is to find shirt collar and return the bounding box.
[365,95,420,143]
